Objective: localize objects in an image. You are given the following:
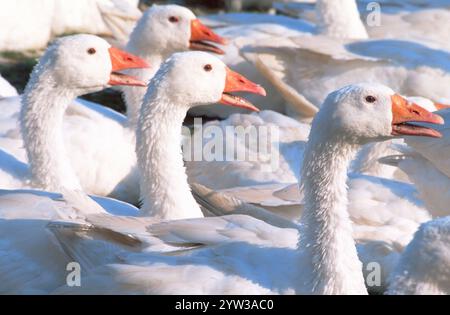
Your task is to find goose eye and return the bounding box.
[204,64,213,72]
[87,48,96,55]
[169,16,179,23]
[365,95,377,103]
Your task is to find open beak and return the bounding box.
[391,94,444,138]
[108,47,149,87]
[190,19,227,55]
[219,67,266,112]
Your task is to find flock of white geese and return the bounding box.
[0,0,450,295]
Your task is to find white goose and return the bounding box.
[0,47,148,205]
[0,5,227,205]
[0,33,157,293]
[49,83,443,295]
[387,216,450,295]
[187,92,441,290]
[0,0,141,52]
[9,35,146,196]
[0,51,265,293]
[121,4,227,128]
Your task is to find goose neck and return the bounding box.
[299,134,367,294]
[20,73,81,192]
[315,0,368,40]
[136,89,203,219]
[122,43,166,130]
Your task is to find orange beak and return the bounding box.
[391,94,444,138]
[434,102,450,111]
[108,47,150,87]
[219,67,266,112]
[189,19,227,55]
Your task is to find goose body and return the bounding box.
[242,35,450,119]
[52,0,141,43]
[0,0,140,52]
[387,216,450,295]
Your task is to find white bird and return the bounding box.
[0,0,141,52]
[0,34,152,294]
[0,5,227,205]
[387,216,450,295]
[136,52,264,220]
[0,34,147,199]
[121,4,228,128]
[0,51,266,294]
[48,83,443,295]
[187,91,443,291]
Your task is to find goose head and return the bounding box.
[149,51,266,111]
[128,5,226,57]
[314,83,444,145]
[41,34,148,94]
